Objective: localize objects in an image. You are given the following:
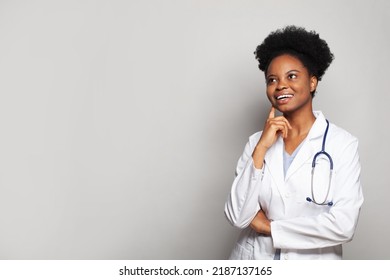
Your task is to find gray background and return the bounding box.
[0,0,388,259]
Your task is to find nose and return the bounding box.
[276,79,288,90]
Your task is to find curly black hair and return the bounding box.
[254,25,334,81]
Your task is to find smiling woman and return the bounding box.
[265,54,317,119]
[224,25,364,260]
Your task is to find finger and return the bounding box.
[272,116,292,130]
[267,106,275,119]
[286,119,292,130]
[268,119,290,135]
[268,123,288,138]
[282,122,288,138]
[278,123,289,138]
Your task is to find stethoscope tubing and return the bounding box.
[306,120,334,207]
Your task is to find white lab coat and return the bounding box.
[224,111,363,260]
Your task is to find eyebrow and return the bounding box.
[266,69,301,78]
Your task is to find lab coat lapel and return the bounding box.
[264,136,284,189]
[284,112,328,182]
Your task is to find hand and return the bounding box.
[252,107,292,169]
[257,106,292,150]
[250,210,271,235]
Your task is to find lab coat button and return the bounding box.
[285,192,291,198]
[284,254,289,260]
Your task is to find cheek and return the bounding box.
[292,82,310,93]
[266,88,274,102]
[266,85,274,96]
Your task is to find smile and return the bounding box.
[275,94,293,100]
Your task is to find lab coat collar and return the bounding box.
[264,111,328,186]
[306,111,328,141]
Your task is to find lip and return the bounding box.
[274,93,294,104]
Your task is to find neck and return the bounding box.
[284,110,316,137]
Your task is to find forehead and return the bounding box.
[266,54,307,75]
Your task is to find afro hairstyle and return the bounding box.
[254,25,334,81]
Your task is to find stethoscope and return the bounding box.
[306,120,334,206]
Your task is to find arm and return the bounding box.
[225,107,291,228]
[250,210,271,235]
[224,139,263,228]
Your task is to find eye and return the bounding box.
[267,77,277,85]
[288,73,297,79]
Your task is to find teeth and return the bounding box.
[276,94,293,100]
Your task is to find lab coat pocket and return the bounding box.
[229,227,255,260]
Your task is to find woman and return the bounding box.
[224,26,363,260]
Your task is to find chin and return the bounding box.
[276,106,294,115]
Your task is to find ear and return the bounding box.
[310,76,318,93]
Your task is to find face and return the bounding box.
[265,54,318,115]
